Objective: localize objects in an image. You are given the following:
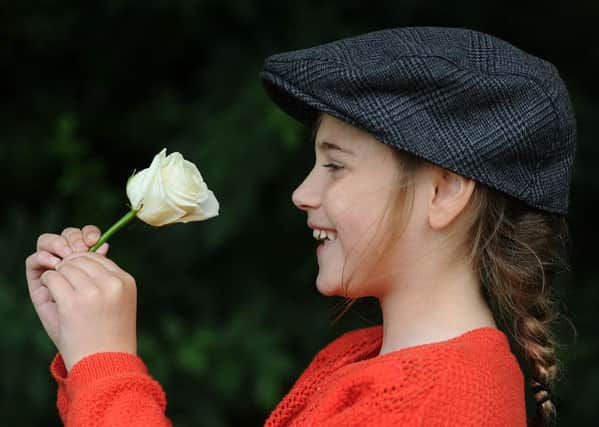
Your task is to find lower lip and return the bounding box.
[317,239,335,255]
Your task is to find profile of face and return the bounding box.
[292,113,401,298]
[292,113,478,300]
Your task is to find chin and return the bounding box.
[315,277,343,297]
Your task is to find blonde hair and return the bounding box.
[310,112,574,427]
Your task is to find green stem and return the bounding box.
[89,209,138,252]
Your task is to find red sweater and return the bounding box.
[50,325,526,426]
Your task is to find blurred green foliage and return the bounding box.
[1,1,598,426]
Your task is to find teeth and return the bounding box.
[313,229,337,241]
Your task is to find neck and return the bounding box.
[376,263,497,356]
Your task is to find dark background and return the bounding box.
[1,1,598,426]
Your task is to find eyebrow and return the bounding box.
[317,140,355,156]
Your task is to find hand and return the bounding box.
[41,251,137,372]
[26,226,110,346]
[26,226,136,371]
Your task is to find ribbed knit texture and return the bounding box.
[50,352,172,427]
[50,325,526,426]
[264,325,526,426]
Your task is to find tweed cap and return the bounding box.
[259,26,577,215]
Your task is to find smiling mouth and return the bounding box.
[315,236,332,245]
[316,237,336,252]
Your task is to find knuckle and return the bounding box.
[106,275,124,290]
[37,233,56,250]
[36,233,48,247]
[25,252,36,267]
[61,228,80,241]
[104,276,125,298]
[82,285,100,301]
[62,227,87,250]
[57,259,78,273]
[50,237,70,254]
[68,254,88,265]
[82,224,101,235]
[123,272,136,287]
[43,251,57,264]
[61,227,80,235]
[55,259,69,271]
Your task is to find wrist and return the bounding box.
[62,352,147,398]
[65,348,138,373]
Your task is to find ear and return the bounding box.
[428,169,475,230]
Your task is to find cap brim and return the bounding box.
[260,69,361,130]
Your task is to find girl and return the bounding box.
[25,26,576,426]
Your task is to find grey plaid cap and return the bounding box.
[259,26,577,216]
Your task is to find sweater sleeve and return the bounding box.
[50,352,173,427]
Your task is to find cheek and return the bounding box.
[327,184,387,229]
[327,204,376,259]
[324,189,358,233]
[328,186,393,273]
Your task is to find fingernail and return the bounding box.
[50,256,61,266]
[86,231,99,241]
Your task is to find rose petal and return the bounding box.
[126,169,149,210]
[139,196,187,226]
[126,147,218,227]
[178,190,220,223]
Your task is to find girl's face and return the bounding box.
[292,113,401,297]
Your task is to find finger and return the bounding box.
[30,281,56,305]
[55,262,97,292]
[58,255,112,281]
[26,252,60,309]
[25,251,61,284]
[40,270,75,306]
[61,227,88,252]
[82,225,102,247]
[37,233,73,258]
[96,242,110,256]
[60,252,122,275]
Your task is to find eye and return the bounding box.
[323,163,343,173]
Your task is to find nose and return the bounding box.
[292,167,321,212]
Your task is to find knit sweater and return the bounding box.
[50,325,526,426]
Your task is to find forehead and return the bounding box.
[314,113,388,157]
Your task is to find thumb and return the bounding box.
[83,226,101,246]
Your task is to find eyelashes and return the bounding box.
[323,163,343,173]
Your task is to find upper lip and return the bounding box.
[308,222,336,231]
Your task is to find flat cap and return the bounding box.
[259,26,577,215]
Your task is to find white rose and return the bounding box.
[126,148,219,227]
